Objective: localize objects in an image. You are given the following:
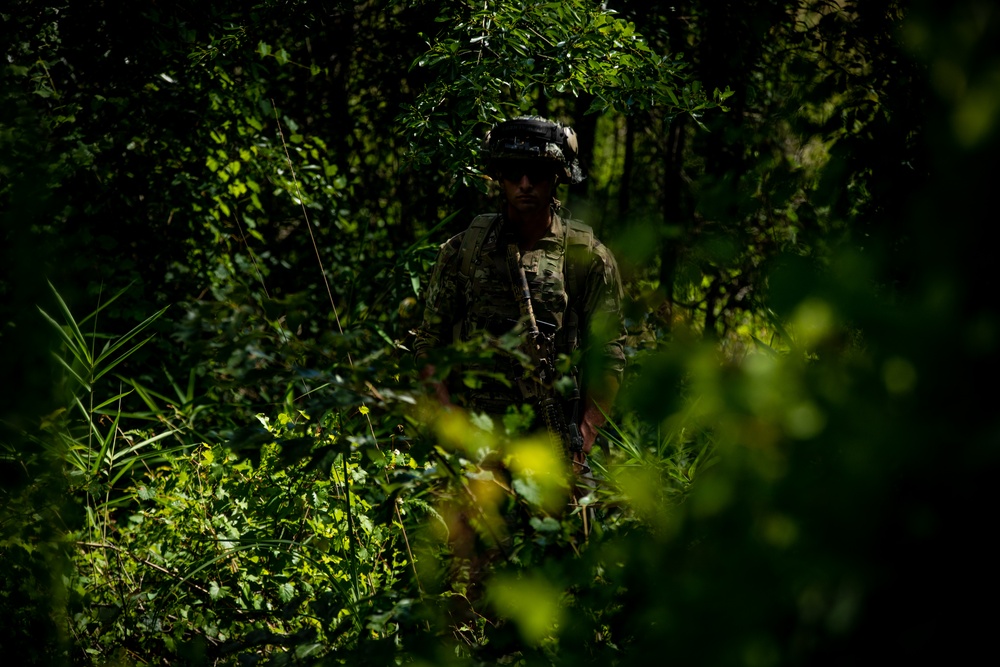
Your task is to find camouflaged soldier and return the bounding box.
[415,116,626,466]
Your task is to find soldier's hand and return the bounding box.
[579,419,598,454]
[419,363,453,407]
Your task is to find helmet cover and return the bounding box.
[484,116,583,184]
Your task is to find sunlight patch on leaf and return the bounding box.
[504,436,571,513]
[487,573,565,646]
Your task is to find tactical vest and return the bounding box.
[453,213,595,356]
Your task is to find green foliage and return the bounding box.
[3,0,999,665]
[67,410,419,663]
[399,0,726,190]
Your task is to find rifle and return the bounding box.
[506,243,584,456]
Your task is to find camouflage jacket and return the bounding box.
[415,213,626,414]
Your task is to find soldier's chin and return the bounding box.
[512,197,541,210]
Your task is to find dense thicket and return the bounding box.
[2,0,998,664]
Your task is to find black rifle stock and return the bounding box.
[506,243,584,455]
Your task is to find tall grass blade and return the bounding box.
[91,305,169,382]
[45,280,93,366]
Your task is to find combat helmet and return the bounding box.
[484,116,583,184]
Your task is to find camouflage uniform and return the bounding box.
[415,212,626,417]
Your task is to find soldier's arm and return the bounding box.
[580,374,619,453]
[414,234,465,405]
[578,243,627,452]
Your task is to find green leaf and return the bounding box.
[529,516,561,532]
[209,581,223,600]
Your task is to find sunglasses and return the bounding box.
[498,163,555,184]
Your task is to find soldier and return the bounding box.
[415,116,626,473]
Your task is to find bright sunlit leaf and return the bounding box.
[487,574,565,645]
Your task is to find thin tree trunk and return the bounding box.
[658,114,688,330]
[617,117,635,223]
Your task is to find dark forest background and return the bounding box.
[2,1,998,664]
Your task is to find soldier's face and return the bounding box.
[500,162,555,217]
